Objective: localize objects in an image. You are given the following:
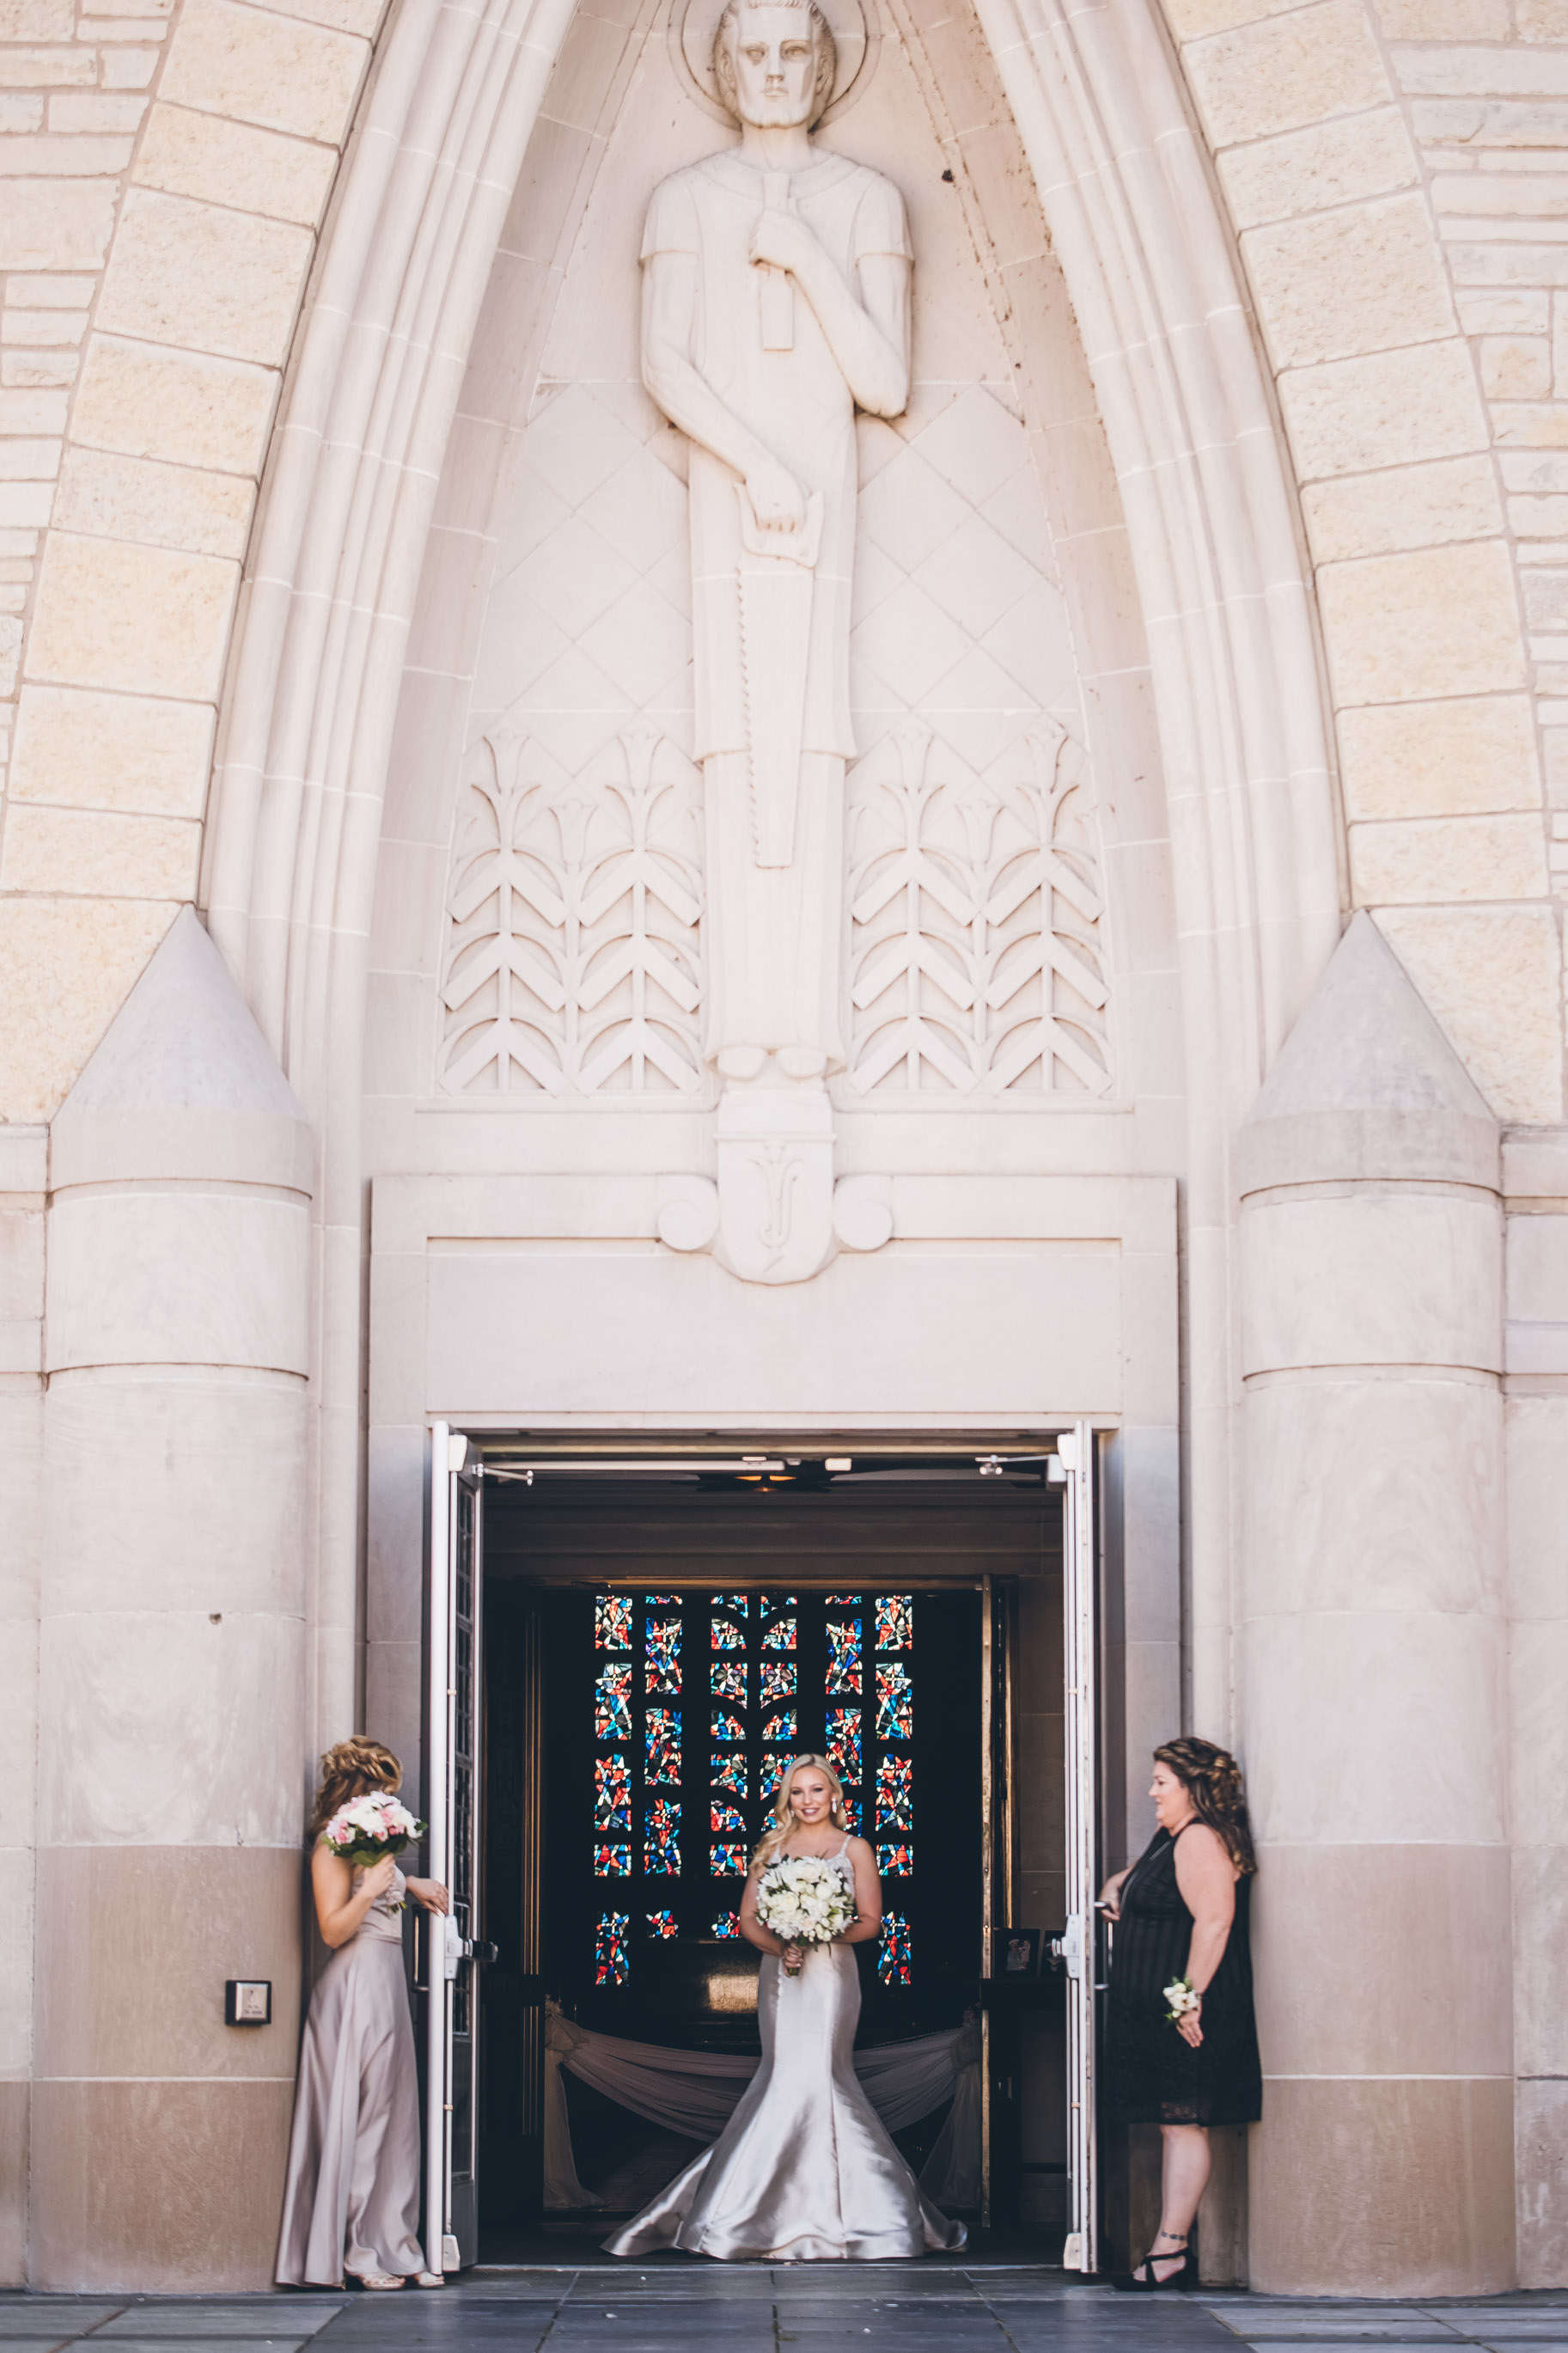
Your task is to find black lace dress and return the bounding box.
[1103,1825,1262,2126]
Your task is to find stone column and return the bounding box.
[34,909,314,2289]
[1239,913,1512,2295]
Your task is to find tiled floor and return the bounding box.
[0,2279,1563,2353]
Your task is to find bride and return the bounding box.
[605,1753,967,2262]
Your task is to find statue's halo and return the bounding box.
[668,0,878,126]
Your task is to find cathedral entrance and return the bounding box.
[420,1434,1103,2269]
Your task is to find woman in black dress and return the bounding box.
[1101,1738,1261,2289]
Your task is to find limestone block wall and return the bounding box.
[1162,0,1567,1128]
[0,0,380,1124]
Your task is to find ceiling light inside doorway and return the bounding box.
[824,1457,851,1472]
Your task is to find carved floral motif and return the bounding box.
[438,724,704,1096]
[845,722,1112,1097]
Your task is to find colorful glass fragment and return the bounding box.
[711,1842,747,1874]
[710,1592,748,1617]
[594,1843,630,1877]
[647,1910,678,1940]
[876,1841,914,1875]
[712,1751,747,1796]
[826,1617,862,1694]
[645,1796,680,1873]
[711,1617,745,1652]
[645,1592,679,1604]
[877,1911,912,1986]
[711,1799,747,1835]
[645,1707,681,1785]
[760,1755,788,1794]
[713,1910,741,1939]
[595,1595,632,1650]
[595,1751,630,1830]
[824,1592,860,1605]
[876,1661,913,1741]
[711,1659,747,1702]
[760,1708,796,1745]
[761,1615,796,1652]
[875,1751,913,1830]
[841,1791,861,1832]
[761,1592,797,1613]
[712,1711,746,1743]
[826,1708,862,1780]
[760,1658,796,1705]
[876,1595,913,1651]
[595,1910,629,1985]
[595,1663,632,1742]
[645,1617,681,1693]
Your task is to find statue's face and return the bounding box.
[723,4,820,126]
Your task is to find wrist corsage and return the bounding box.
[1163,1975,1201,2024]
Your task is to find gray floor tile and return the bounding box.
[0,2320,126,2338]
[95,2317,341,2341]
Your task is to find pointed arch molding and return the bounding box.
[201,0,1343,1727]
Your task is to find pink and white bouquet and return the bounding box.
[321,1792,425,1872]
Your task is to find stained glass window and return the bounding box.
[713,1751,747,1795]
[760,1658,796,1706]
[648,1910,678,1939]
[645,1796,680,1873]
[595,1752,630,1830]
[876,1661,913,1742]
[760,1755,788,1794]
[877,1841,914,1875]
[711,1842,746,1874]
[878,1912,912,1985]
[645,1617,681,1693]
[712,1711,746,1743]
[645,1708,681,1785]
[826,1617,862,1694]
[595,1663,632,1741]
[711,1617,746,1652]
[711,1659,747,1702]
[595,1595,632,1649]
[760,1709,796,1745]
[826,1708,862,1780]
[875,1752,913,1830]
[594,1843,631,1876]
[876,1594,913,1652]
[595,1911,630,1984]
[711,1593,748,1617]
[711,1799,747,1836]
[761,1615,796,1652]
[761,1592,797,1613]
[841,1790,861,1832]
[825,1592,860,1604]
[646,1592,679,1604]
[713,1910,741,1939]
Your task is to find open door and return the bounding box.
[424,1424,489,2273]
[1057,1421,1098,2273]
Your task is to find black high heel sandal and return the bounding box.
[1112,2239,1194,2292]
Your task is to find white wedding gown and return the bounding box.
[605,1848,967,2263]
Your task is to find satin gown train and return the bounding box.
[605,1938,967,2263]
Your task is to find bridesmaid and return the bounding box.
[1100,1737,1262,2290]
[276,1737,451,2290]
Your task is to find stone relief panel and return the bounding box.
[846,720,1110,1098]
[437,723,704,1096]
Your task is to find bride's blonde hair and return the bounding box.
[750,1752,851,1875]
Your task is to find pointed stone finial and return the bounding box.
[1240,913,1497,1194]
[52,907,312,1193]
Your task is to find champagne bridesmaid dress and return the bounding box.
[606,1844,967,2262]
[276,1863,429,2285]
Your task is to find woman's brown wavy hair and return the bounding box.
[308,1736,402,1840]
[1155,1737,1257,1875]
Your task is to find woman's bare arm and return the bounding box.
[1172,1824,1238,2045]
[311,1844,393,1949]
[839,1837,882,1946]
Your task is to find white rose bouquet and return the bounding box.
[321,1794,425,1904]
[755,1855,855,1976]
[1163,1975,1200,2025]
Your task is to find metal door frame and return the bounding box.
[1058,1420,1099,2273]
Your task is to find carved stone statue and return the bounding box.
[642,0,911,1278]
[641,0,912,1085]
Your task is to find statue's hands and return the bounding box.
[750,209,819,281]
[745,453,806,531]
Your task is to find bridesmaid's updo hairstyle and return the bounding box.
[308,1735,402,1840]
[1155,1737,1258,1876]
[749,1752,851,1874]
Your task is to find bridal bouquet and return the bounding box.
[321,1793,425,1875]
[755,1856,855,1976]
